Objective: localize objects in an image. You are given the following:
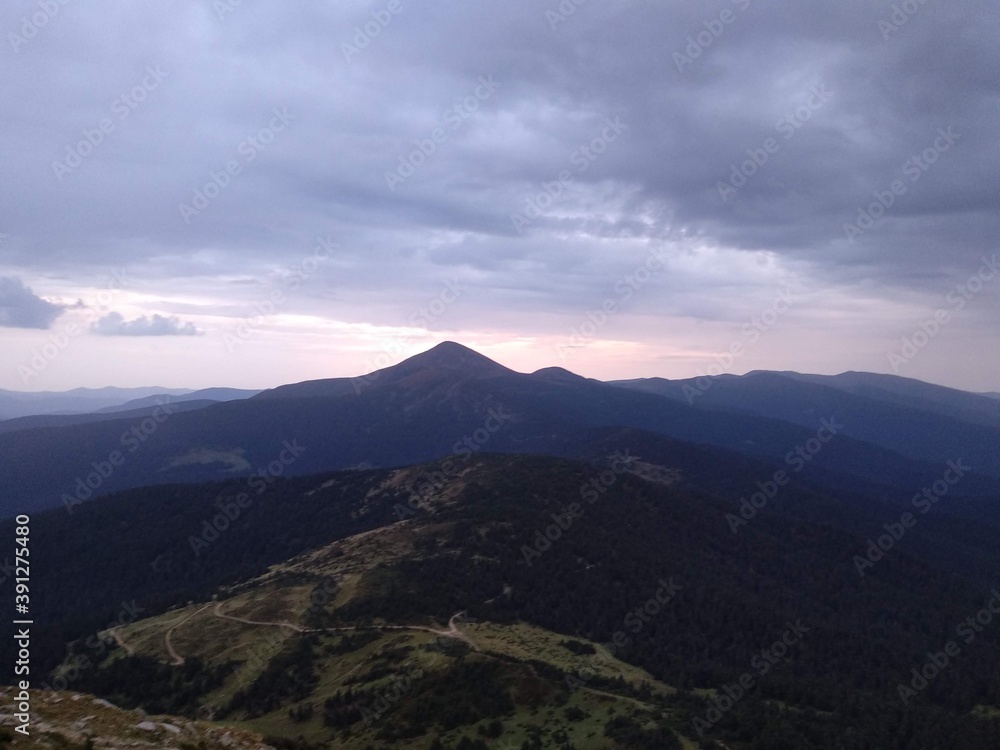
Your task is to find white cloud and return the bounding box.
[91,312,201,336]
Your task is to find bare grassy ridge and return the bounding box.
[88,511,694,749]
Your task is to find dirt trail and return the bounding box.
[212,602,310,632]
[107,626,135,656]
[165,603,214,665]
[428,611,479,651]
[212,602,480,651]
[107,612,187,659]
[121,601,480,667]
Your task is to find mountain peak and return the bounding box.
[386,341,515,379]
[530,366,588,384]
[250,342,514,401]
[425,340,486,359]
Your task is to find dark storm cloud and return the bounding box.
[0,0,996,334]
[0,276,65,329]
[92,312,200,337]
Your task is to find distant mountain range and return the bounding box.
[0,386,192,420]
[2,341,998,518]
[610,369,1000,473]
[0,386,259,421]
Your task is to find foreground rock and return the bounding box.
[0,688,273,749]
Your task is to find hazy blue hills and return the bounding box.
[2,343,998,519]
[609,369,1000,475]
[0,385,192,420]
[0,385,259,421]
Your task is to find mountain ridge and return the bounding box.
[3,342,1000,519]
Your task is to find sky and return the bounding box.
[0,0,998,393]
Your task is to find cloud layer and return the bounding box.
[0,0,997,390]
[0,277,65,329]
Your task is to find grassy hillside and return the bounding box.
[70,530,698,749]
[23,452,1000,748]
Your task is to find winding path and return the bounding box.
[164,603,214,665]
[148,599,480,666]
[107,626,135,656]
[107,612,189,659]
[210,602,480,650]
[212,602,310,633]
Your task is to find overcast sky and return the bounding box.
[1,0,997,393]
